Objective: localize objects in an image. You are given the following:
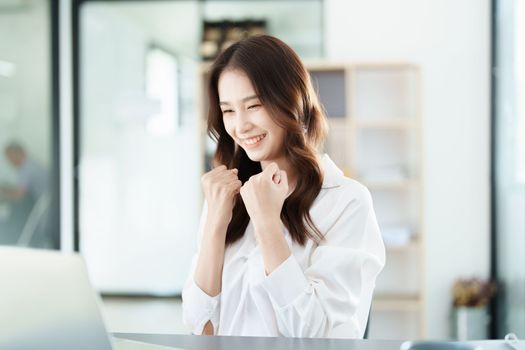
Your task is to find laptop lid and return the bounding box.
[0,247,114,350]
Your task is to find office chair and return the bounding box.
[363,307,371,339]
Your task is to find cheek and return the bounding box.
[270,127,286,146]
[276,133,286,149]
[222,118,235,137]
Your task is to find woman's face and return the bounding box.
[218,69,286,164]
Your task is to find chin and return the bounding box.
[244,152,263,162]
[243,149,267,163]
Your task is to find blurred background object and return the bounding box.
[0,141,52,247]
[201,19,267,60]
[451,278,497,340]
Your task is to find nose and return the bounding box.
[235,110,253,135]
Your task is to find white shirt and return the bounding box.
[182,154,385,338]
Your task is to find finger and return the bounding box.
[226,178,242,189]
[217,170,239,183]
[272,171,281,184]
[211,167,238,182]
[263,162,279,181]
[211,164,227,173]
[229,168,239,180]
[228,180,242,194]
[203,165,226,181]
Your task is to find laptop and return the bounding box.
[0,247,181,350]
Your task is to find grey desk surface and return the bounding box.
[114,333,525,350]
[115,333,404,350]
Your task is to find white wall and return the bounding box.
[325,0,491,338]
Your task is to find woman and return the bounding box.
[182,35,385,338]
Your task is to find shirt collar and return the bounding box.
[320,154,344,189]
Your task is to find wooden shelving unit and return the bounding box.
[308,62,425,339]
[373,294,422,312]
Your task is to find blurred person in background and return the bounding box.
[0,141,50,246]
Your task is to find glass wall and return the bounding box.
[0,0,59,249]
[494,0,525,337]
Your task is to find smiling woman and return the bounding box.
[182,35,386,338]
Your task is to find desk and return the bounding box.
[115,333,404,350]
[114,333,525,350]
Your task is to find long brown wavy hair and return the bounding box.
[207,35,328,246]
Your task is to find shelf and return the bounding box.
[372,294,422,312]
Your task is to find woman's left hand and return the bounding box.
[240,162,289,227]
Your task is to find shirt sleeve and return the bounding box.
[181,201,222,335]
[258,185,386,338]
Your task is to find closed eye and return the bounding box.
[222,109,234,114]
[248,104,261,110]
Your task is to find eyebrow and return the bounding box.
[219,95,259,106]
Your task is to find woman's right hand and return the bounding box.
[201,165,242,231]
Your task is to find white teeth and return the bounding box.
[244,134,266,145]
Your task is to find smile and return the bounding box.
[242,134,266,148]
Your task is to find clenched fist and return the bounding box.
[201,165,242,231]
[240,162,289,229]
